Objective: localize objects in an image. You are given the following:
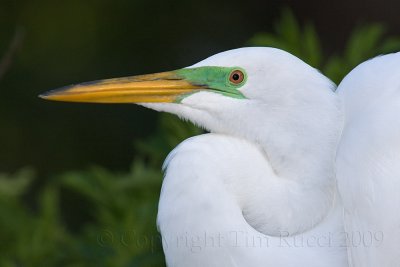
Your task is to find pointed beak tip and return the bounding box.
[39,90,58,100]
[38,93,48,99]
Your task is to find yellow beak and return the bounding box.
[40,71,204,103]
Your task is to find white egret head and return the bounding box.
[41,47,337,142]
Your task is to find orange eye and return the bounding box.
[229,70,244,84]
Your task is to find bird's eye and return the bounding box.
[229,70,245,84]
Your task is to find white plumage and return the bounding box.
[336,53,400,267]
[151,49,400,266]
[159,134,347,267]
[42,47,400,266]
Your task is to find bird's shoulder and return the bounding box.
[336,52,400,208]
[163,133,263,171]
[336,52,400,266]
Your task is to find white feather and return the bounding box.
[159,134,347,267]
[336,52,400,267]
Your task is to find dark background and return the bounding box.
[1,0,400,176]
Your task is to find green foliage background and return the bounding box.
[1,9,400,267]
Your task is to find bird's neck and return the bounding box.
[230,94,343,236]
[155,86,343,236]
[259,111,340,185]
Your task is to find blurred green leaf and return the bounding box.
[0,168,33,197]
[248,9,322,69]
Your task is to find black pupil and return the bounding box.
[232,73,240,81]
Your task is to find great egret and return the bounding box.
[40,47,398,266]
